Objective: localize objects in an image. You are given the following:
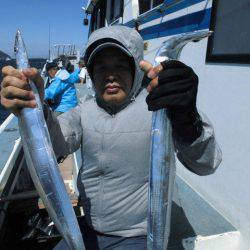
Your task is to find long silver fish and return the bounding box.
[14,30,84,250]
[148,30,213,250]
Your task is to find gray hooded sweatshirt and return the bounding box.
[46,26,222,237]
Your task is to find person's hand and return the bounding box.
[1,66,44,115]
[140,60,202,142]
[140,60,198,113]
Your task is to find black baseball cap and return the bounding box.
[86,42,133,67]
[46,61,58,72]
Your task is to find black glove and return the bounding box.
[146,60,202,143]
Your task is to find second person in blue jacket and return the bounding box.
[45,61,78,116]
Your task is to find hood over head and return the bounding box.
[84,25,144,115]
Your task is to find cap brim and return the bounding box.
[87,42,133,66]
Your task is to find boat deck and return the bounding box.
[38,154,79,209]
[168,176,236,249]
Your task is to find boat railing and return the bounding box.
[0,113,15,135]
[0,114,21,196]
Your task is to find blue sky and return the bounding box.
[0,0,89,58]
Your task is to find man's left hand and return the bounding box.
[140,60,202,143]
[139,60,198,113]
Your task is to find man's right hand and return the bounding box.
[0,66,45,115]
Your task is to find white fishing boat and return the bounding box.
[0,0,249,249]
[51,44,80,65]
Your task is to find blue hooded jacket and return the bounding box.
[45,69,79,112]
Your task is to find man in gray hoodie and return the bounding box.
[1,26,221,249]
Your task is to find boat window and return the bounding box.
[206,0,250,64]
[139,0,164,15]
[113,0,122,20]
[96,8,101,29]
[139,0,151,14]
[108,0,124,24]
[153,0,164,8]
[90,1,106,33]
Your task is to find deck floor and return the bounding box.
[59,154,75,193]
[38,154,78,209]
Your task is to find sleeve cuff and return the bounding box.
[169,108,203,144]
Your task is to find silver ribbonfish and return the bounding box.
[148,30,212,250]
[14,30,84,250]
